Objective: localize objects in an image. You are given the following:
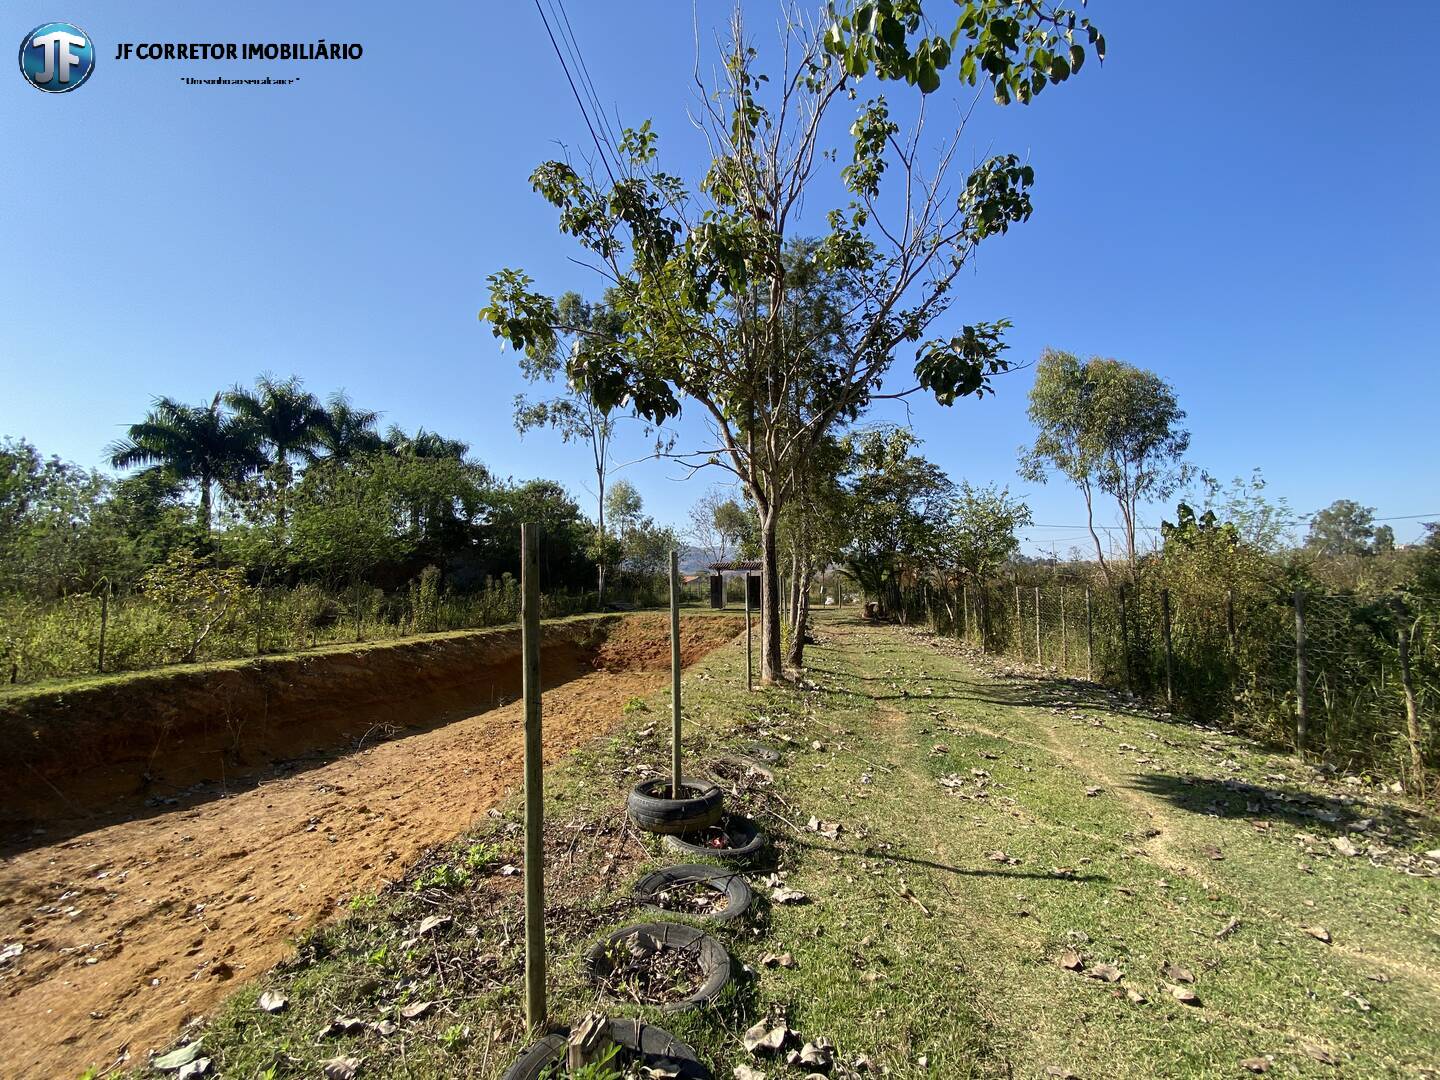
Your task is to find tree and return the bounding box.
[1019,350,1190,583]
[224,374,328,470]
[839,428,953,618]
[316,391,383,460]
[1306,499,1381,559]
[108,393,258,533]
[942,482,1032,582]
[481,3,1101,680]
[1199,468,1295,554]
[514,291,637,604]
[781,435,849,665]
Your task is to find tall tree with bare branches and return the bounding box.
[482,1,1103,681]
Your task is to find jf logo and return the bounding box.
[18,21,95,92]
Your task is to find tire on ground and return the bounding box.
[632,863,754,924]
[662,813,766,863]
[501,1019,711,1080]
[627,778,724,835]
[584,921,732,1013]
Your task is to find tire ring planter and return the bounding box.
[501,1018,712,1080]
[662,813,766,864]
[633,863,754,924]
[584,922,732,1013]
[627,778,724,835]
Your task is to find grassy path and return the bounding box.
[185,612,1439,1079]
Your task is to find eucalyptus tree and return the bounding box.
[1019,350,1190,583]
[481,1,1103,681]
[108,393,257,534]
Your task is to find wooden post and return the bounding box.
[1160,588,1175,709]
[744,573,753,692]
[1294,589,1308,755]
[1225,588,1237,657]
[1014,584,1023,661]
[670,551,682,797]
[1060,588,1068,671]
[520,523,546,1032]
[1034,586,1042,664]
[1398,617,1425,796]
[97,586,109,674]
[961,584,970,641]
[1118,586,1132,693]
[1084,587,1093,681]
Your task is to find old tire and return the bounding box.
[627,778,724,835]
[501,1019,711,1080]
[662,814,766,863]
[633,863,754,925]
[584,921,732,1013]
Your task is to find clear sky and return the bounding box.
[2,0,1437,556]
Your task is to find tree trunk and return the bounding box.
[759,509,783,683]
[787,560,813,668]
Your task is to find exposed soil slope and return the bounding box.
[0,613,740,1079]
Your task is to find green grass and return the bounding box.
[177,611,1440,1079]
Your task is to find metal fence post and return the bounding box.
[1294,589,1308,755]
[1160,587,1175,709]
[520,523,546,1032]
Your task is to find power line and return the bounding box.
[550,0,622,163]
[532,0,618,187]
[1026,512,1438,532]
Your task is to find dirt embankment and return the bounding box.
[0,616,624,828]
[0,612,741,1079]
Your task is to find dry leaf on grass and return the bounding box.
[1299,1042,1338,1065]
[399,1000,435,1020]
[1302,926,1333,944]
[1168,985,1201,1006]
[321,1057,361,1080]
[1086,962,1123,983]
[1239,1057,1271,1073]
[1162,963,1195,984]
[1057,948,1084,972]
[770,885,809,905]
[743,1021,794,1054]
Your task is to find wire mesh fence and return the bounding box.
[924,577,1438,786]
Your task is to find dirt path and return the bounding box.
[0,627,731,1078]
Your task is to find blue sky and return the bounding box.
[2,0,1436,556]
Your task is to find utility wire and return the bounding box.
[551,0,622,163]
[533,0,618,187]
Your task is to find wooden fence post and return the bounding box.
[1060,588,1068,671]
[1225,588,1237,657]
[520,523,546,1032]
[1034,586,1042,665]
[961,584,970,641]
[97,586,109,674]
[1014,584,1023,661]
[1160,587,1175,709]
[1294,589,1308,755]
[744,572,753,692]
[670,551,683,794]
[1398,617,1425,797]
[1118,586,1133,693]
[1084,587,1093,681]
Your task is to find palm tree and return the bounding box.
[383,425,470,461]
[108,394,258,533]
[223,374,328,469]
[316,391,382,460]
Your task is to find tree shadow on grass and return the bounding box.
[786,836,1106,884]
[1129,772,1440,847]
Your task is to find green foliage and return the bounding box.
[1020,349,1191,577]
[941,482,1033,581]
[140,549,253,663]
[822,0,1104,104]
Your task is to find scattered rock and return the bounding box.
[256,990,288,1014]
[1302,926,1332,944]
[152,1042,206,1071]
[1169,985,1200,1006]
